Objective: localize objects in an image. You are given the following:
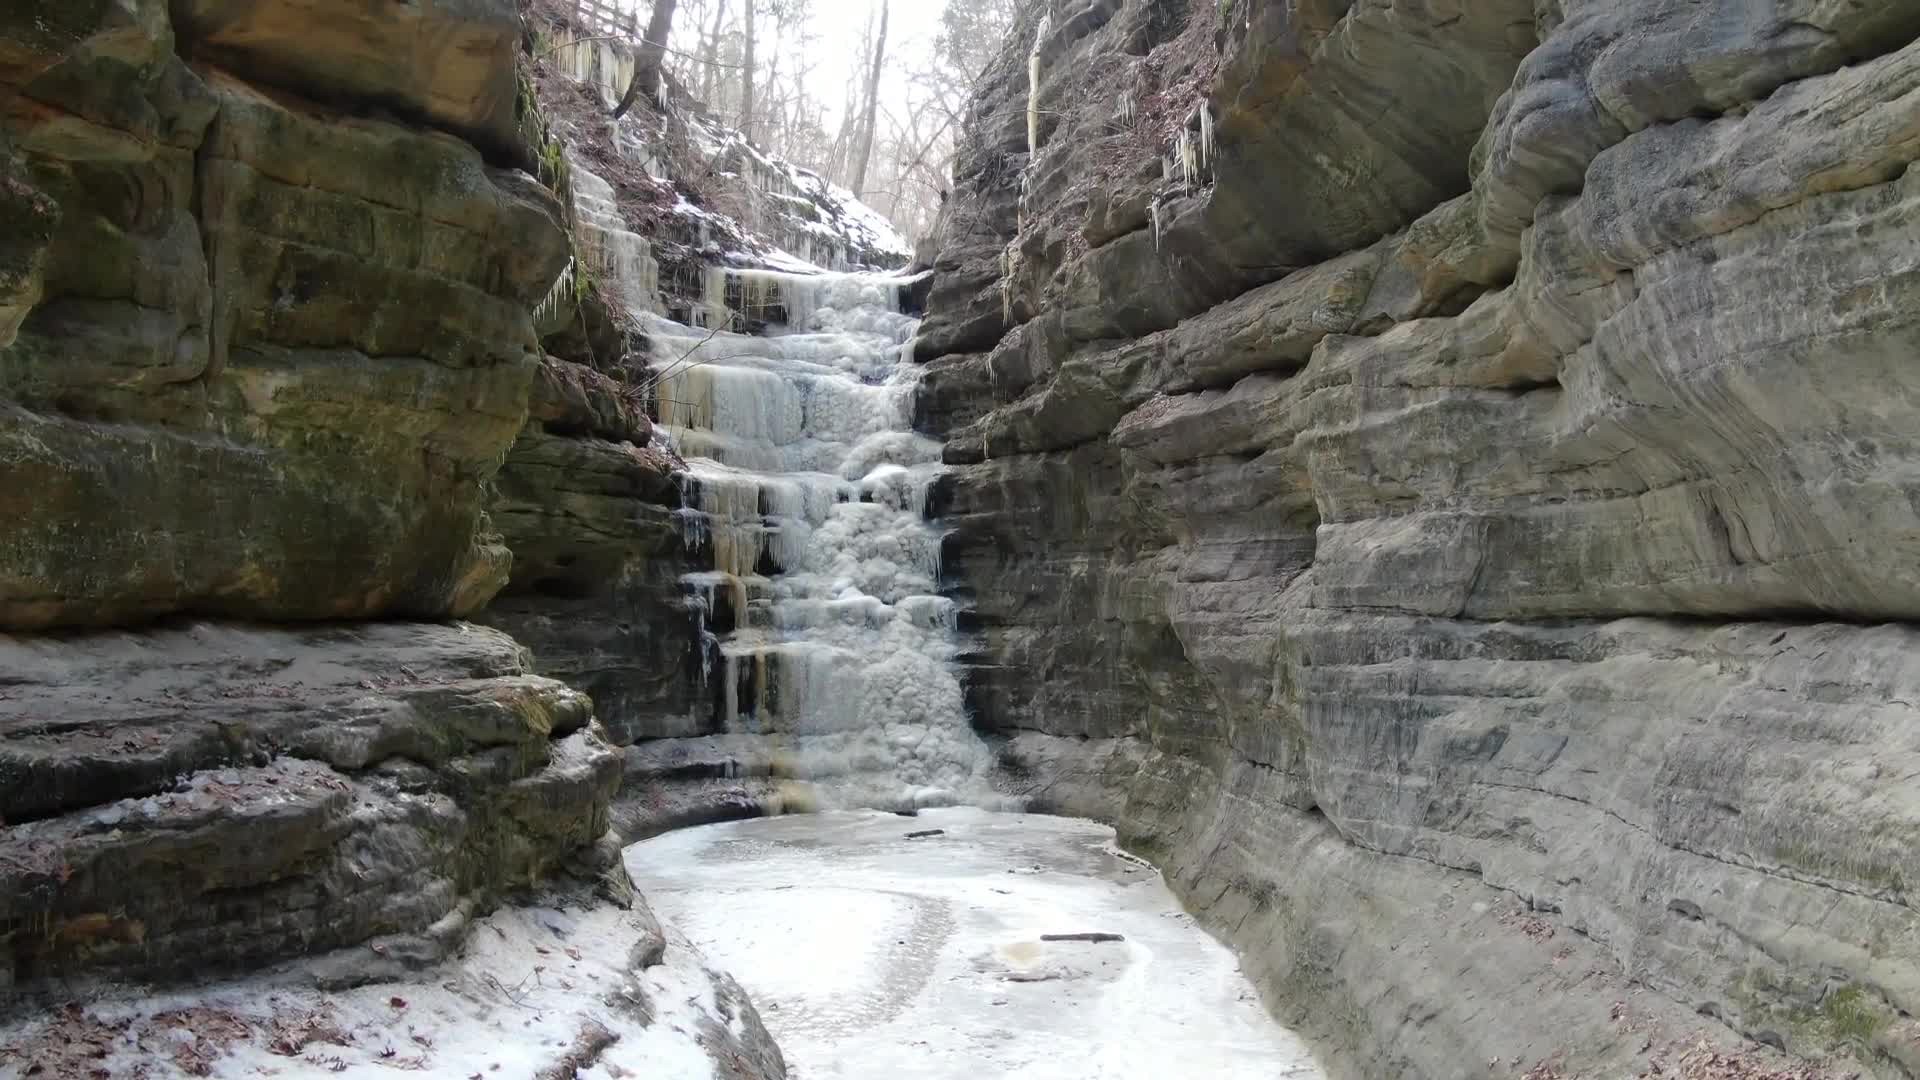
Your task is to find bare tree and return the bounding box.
[848,0,889,196]
[697,0,728,105]
[586,0,1017,244]
[739,0,757,140]
[613,0,681,119]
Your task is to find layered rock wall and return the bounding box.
[0,0,633,996]
[924,2,1920,1076]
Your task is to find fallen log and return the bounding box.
[534,1020,618,1080]
[1040,932,1124,943]
[905,829,946,839]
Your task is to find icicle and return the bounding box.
[701,264,731,330]
[1199,103,1215,170]
[1150,200,1162,252]
[1027,13,1053,158]
[1116,88,1135,125]
[1178,127,1197,189]
[534,256,575,324]
[998,244,1016,326]
[569,163,660,314]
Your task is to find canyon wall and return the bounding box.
[0,0,917,995]
[921,1,1920,1077]
[0,0,683,1006]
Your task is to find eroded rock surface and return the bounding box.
[0,892,784,1079]
[925,2,1920,1077]
[480,356,707,748]
[0,0,627,1006]
[0,8,568,630]
[0,621,623,990]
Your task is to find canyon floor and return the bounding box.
[630,809,1324,1079]
[0,809,1319,1078]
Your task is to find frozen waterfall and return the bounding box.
[646,268,997,810]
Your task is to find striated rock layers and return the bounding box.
[0,0,638,999]
[0,0,566,631]
[923,1,1920,1077]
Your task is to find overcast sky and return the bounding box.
[812,0,946,127]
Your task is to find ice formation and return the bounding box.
[571,162,661,314]
[1028,13,1053,156]
[534,255,576,323]
[632,810,1328,1079]
[689,115,914,270]
[648,268,997,810]
[1172,103,1217,191]
[538,39,979,810]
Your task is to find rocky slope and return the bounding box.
[921,1,1920,1077]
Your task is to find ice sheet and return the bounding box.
[629,809,1326,1080]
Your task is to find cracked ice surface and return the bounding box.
[627,808,1326,1079]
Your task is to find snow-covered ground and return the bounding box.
[0,900,764,1079]
[629,808,1326,1080]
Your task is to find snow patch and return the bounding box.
[0,905,756,1079]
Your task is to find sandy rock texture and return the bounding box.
[0,621,624,990]
[0,0,569,632]
[0,0,626,1000]
[921,2,1920,1077]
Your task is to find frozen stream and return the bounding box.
[629,808,1325,1079]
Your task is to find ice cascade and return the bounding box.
[647,268,997,810]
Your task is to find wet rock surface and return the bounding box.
[478,357,702,748]
[924,1,1920,1077]
[0,0,567,632]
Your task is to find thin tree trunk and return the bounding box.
[828,27,863,184]
[763,26,781,155]
[613,0,680,119]
[849,0,889,196]
[739,0,757,142]
[698,0,727,107]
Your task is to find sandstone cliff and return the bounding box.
[0,0,699,1022]
[0,3,798,1071]
[921,1,1920,1077]
[0,0,636,992]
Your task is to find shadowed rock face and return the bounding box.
[924,1,1920,1076]
[0,621,623,989]
[0,0,634,998]
[478,357,708,748]
[171,0,529,164]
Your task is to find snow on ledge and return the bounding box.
[0,903,773,1079]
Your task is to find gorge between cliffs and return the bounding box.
[3,0,1920,1077]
